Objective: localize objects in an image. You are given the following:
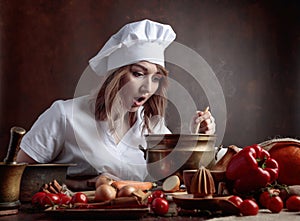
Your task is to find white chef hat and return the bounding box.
[89,19,176,76]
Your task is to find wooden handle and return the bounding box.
[194,106,209,134]
[4,126,26,163]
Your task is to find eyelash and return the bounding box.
[132,71,162,82]
[132,71,143,77]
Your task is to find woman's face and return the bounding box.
[120,61,163,112]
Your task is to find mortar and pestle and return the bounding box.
[0,126,27,216]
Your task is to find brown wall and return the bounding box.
[0,0,299,159]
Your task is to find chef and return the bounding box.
[16,19,216,189]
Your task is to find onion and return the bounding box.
[117,185,137,197]
[94,184,117,202]
[162,175,180,193]
[95,175,114,188]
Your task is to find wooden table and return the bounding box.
[0,203,299,221]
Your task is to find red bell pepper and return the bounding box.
[226,144,279,193]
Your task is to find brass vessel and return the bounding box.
[140,134,216,181]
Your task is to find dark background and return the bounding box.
[0,0,299,159]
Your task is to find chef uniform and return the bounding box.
[20,19,176,181]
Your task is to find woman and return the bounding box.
[17,19,215,189]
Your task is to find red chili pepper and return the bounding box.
[226,144,279,193]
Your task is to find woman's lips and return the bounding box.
[132,96,146,107]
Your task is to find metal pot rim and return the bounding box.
[145,133,217,141]
[25,163,77,167]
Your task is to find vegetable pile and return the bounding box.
[30,140,300,218]
[31,176,170,216]
[32,191,88,208]
[223,143,300,216]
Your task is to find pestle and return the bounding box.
[3,126,26,164]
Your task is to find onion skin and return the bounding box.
[94,184,117,202]
[117,185,137,197]
[95,175,114,188]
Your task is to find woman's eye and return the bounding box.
[153,76,162,82]
[132,71,144,77]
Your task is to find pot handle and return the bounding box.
[138,145,147,160]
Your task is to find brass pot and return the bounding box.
[20,163,75,202]
[140,134,216,181]
[0,162,27,210]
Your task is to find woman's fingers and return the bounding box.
[190,109,216,135]
[199,115,216,134]
[196,111,216,134]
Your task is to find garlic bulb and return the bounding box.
[190,166,215,198]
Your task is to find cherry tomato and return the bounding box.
[152,190,165,198]
[33,193,59,207]
[31,192,47,207]
[148,190,165,205]
[259,191,271,208]
[267,196,283,213]
[57,193,72,205]
[147,195,154,205]
[151,197,169,216]
[70,192,88,204]
[279,189,289,206]
[228,195,243,207]
[44,193,61,205]
[239,199,259,216]
[286,195,300,212]
[32,192,61,208]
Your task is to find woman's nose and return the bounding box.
[140,77,152,94]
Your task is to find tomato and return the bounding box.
[31,192,47,207]
[31,192,61,208]
[228,195,243,208]
[279,189,289,205]
[37,196,51,208]
[70,192,88,204]
[148,190,165,205]
[43,193,61,206]
[267,196,283,213]
[259,188,281,208]
[57,193,72,205]
[152,190,165,199]
[266,142,300,185]
[239,199,259,216]
[286,195,300,212]
[151,197,169,216]
[259,191,271,208]
[147,195,154,205]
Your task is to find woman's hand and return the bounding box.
[190,109,216,135]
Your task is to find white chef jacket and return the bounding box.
[20,95,171,181]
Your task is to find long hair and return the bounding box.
[95,63,169,133]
